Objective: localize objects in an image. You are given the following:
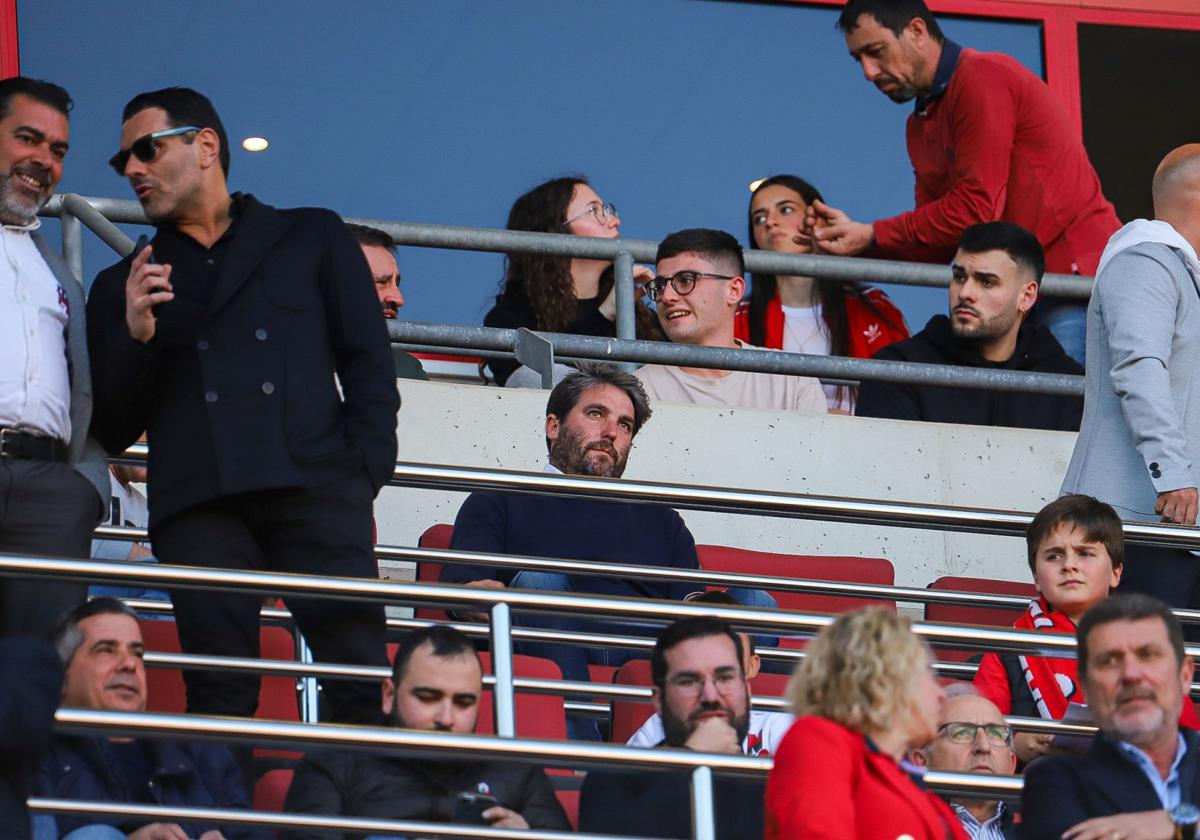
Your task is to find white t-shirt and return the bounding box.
[635,341,826,415]
[780,304,853,413]
[626,709,795,756]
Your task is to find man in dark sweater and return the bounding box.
[284,626,568,839]
[439,363,773,738]
[855,221,1083,431]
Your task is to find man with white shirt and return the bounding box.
[0,77,107,639]
[636,228,826,415]
[439,364,774,739]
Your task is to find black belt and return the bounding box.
[0,428,67,461]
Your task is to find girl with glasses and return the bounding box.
[483,176,662,387]
[742,175,909,413]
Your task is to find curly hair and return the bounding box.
[498,175,662,339]
[786,607,932,735]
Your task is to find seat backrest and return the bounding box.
[610,659,656,744]
[384,644,567,740]
[139,618,300,722]
[750,671,789,698]
[924,575,1037,663]
[696,545,896,614]
[416,524,454,621]
[253,768,294,812]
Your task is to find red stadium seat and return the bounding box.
[556,789,580,830]
[924,575,1037,663]
[253,768,294,812]
[750,671,789,698]
[609,659,656,744]
[385,644,567,740]
[697,545,895,649]
[416,524,454,621]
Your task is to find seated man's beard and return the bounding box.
[661,699,751,748]
[549,426,627,478]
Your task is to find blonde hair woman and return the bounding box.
[765,608,968,839]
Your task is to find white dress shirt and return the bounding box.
[0,220,71,443]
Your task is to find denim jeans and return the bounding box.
[33,820,128,840]
[1032,300,1087,367]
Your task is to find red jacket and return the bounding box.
[873,46,1120,276]
[734,288,909,358]
[766,716,969,840]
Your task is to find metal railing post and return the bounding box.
[690,765,716,840]
[491,601,517,738]
[614,250,637,373]
[514,328,556,389]
[60,210,83,282]
[297,634,320,723]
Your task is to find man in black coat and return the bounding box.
[283,626,569,839]
[1022,593,1200,840]
[86,87,399,724]
[855,221,1082,431]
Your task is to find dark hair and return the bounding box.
[687,591,757,656]
[745,175,906,354]
[121,87,230,176]
[49,597,139,665]
[1026,495,1124,574]
[1077,593,1184,679]
[656,228,745,278]
[497,175,662,339]
[545,362,652,451]
[345,223,397,252]
[651,616,745,687]
[0,76,72,120]
[836,0,945,41]
[957,221,1046,287]
[391,625,480,683]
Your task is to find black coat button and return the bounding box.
[261,382,275,395]
[1150,462,1160,471]
[204,391,218,403]
[255,328,268,341]
[197,340,209,351]
[1152,470,1162,479]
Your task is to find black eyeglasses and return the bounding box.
[646,271,736,302]
[109,125,201,176]
[937,721,1012,746]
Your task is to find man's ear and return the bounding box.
[652,685,663,718]
[905,15,929,44]
[195,126,222,172]
[380,678,396,716]
[545,414,560,444]
[1182,655,1196,695]
[727,276,746,307]
[907,747,928,768]
[1017,279,1039,317]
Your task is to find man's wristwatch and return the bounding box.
[1171,802,1200,840]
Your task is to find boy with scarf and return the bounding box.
[974,494,1200,764]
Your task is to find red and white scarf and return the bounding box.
[1016,597,1084,720]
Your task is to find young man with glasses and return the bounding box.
[635,227,826,414]
[86,87,398,727]
[579,617,766,839]
[909,688,1018,840]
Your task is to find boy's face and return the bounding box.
[1033,523,1122,622]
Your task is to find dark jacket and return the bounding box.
[440,491,699,601]
[483,292,614,386]
[86,194,400,527]
[1021,728,1200,840]
[855,315,1083,431]
[0,640,63,840]
[282,750,570,839]
[37,736,269,839]
[579,746,765,839]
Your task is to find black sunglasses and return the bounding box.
[109,125,201,176]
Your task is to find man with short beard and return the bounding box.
[0,76,108,640]
[579,618,766,839]
[441,364,731,739]
[1022,594,1200,840]
[283,626,568,837]
[856,221,1082,431]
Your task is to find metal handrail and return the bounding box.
[51,707,1025,800]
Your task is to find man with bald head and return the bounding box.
[910,688,1018,839]
[1062,144,1200,624]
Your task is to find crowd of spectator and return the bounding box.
[4,0,1200,835]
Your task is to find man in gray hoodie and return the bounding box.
[1061,144,1200,621]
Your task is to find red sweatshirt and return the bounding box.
[873,46,1120,276]
[734,288,909,358]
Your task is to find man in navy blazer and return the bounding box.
[87,87,399,725]
[1022,594,1200,840]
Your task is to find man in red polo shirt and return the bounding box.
[808,0,1120,363]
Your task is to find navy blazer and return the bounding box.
[1021,728,1200,840]
[86,194,399,527]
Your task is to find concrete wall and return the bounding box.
[376,380,1076,590]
